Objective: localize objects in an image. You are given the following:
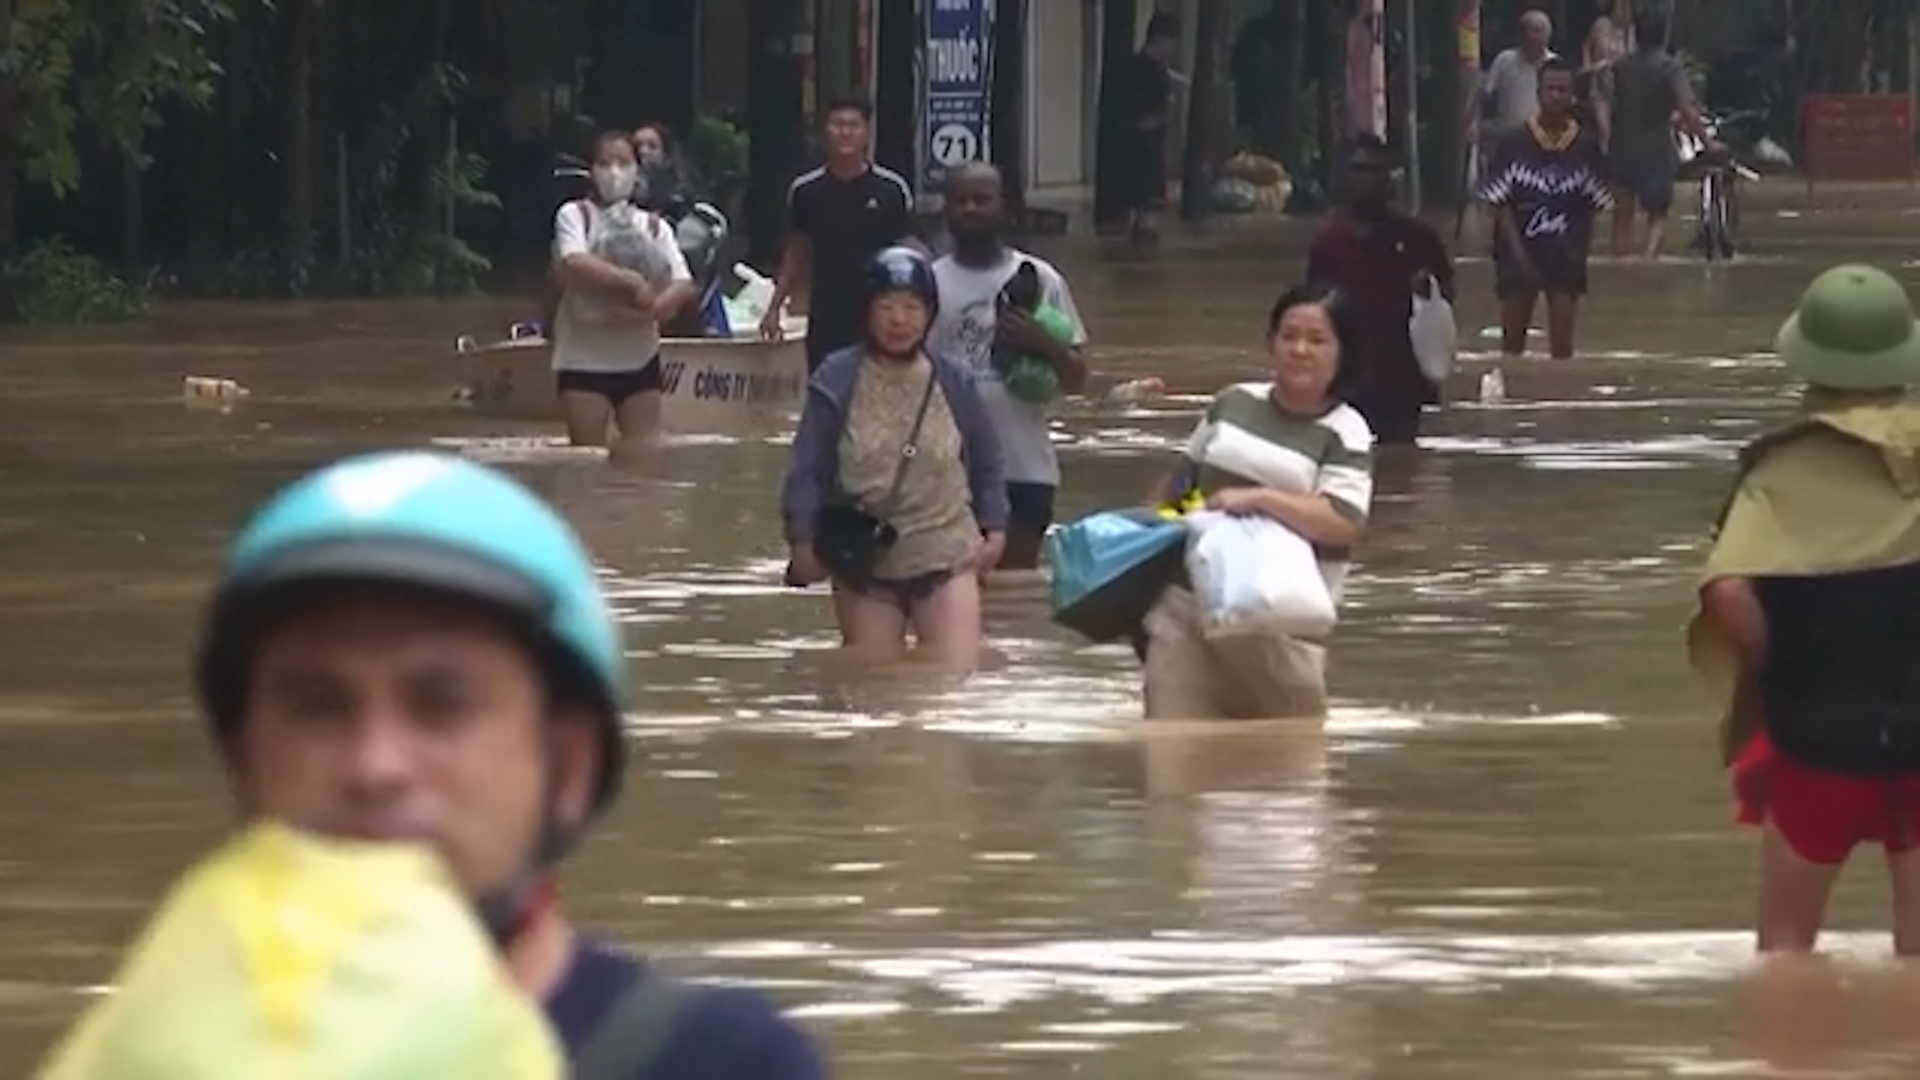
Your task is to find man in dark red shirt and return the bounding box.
[1306,134,1455,445]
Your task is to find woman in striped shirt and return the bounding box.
[1142,283,1376,720]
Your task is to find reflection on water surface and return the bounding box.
[5,217,1920,1076]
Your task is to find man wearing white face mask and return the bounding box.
[551,129,696,448]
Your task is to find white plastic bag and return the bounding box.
[1409,270,1457,383]
[1184,509,1337,639]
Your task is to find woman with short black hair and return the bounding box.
[1139,282,1376,719]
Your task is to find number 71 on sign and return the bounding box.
[931,123,979,166]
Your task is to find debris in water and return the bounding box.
[1105,376,1166,405]
[183,376,249,407]
[1479,367,1507,405]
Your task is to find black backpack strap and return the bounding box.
[571,972,695,1080]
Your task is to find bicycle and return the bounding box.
[1677,109,1766,262]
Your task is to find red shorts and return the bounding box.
[1733,732,1920,865]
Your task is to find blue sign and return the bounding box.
[919,0,994,192]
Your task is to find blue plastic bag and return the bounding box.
[1048,509,1189,643]
[700,282,730,336]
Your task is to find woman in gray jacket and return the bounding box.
[782,247,1009,667]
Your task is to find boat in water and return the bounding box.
[454,314,810,433]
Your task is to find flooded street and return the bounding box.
[6,190,1920,1076]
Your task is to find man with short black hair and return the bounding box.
[761,96,916,372]
[928,163,1090,569]
[1306,134,1454,444]
[190,452,827,1079]
[1605,8,1713,257]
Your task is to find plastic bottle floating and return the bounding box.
[183,376,249,402]
[1478,367,1507,405]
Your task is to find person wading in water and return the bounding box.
[1479,58,1610,360]
[928,163,1090,570]
[1691,265,1920,955]
[194,452,827,1077]
[1094,12,1179,245]
[761,96,916,374]
[1306,134,1454,446]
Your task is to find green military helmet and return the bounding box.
[1775,264,1920,391]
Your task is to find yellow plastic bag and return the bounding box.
[37,822,562,1080]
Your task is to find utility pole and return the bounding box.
[746,0,808,265]
[1178,0,1224,219]
[1399,0,1421,213]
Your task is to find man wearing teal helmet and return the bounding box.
[195,451,825,1078]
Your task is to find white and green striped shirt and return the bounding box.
[1184,382,1375,598]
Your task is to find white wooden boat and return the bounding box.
[455,315,810,432]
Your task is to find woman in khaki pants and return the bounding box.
[1142,283,1376,720]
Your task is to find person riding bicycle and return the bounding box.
[193,451,826,1078]
[1604,9,1715,259]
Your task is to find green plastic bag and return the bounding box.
[1001,303,1077,405]
[37,822,563,1080]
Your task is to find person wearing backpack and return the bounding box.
[192,451,827,1078]
[550,129,698,449]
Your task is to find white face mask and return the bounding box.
[592,163,637,204]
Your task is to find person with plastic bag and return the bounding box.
[1305,134,1454,445]
[550,129,698,448]
[927,162,1090,571]
[782,246,1009,666]
[144,451,825,1078]
[37,822,564,1079]
[1140,283,1374,719]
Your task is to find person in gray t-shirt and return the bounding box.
[1467,9,1556,153]
[1604,9,1713,258]
[927,164,1090,571]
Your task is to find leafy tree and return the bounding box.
[0,0,232,269]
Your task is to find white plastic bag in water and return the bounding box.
[1185,509,1337,639]
[1409,270,1457,383]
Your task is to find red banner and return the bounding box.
[1802,94,1914,183]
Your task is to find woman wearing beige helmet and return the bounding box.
[1690,264,1920,955]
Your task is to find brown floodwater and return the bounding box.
[5,186,1920,1077]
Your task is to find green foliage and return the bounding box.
[7,237,149,322]
[7,0,234,193]
[328,62,500,297]
[687,113,749,182]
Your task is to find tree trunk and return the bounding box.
[0,0,18,320]
[1179,0,1224,219]
[120,151,145,266]
[1314,0,1343,191]
[283,0,316,274]
[1272,0,1305,168]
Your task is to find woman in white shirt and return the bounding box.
[550,130,695,447]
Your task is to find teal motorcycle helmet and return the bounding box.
[194,452,627,932]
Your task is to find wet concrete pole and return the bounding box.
[1452,0,1480,223]
[746,0,808,266]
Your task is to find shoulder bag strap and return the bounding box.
[571,972,694,1080]
[874,366,941,522]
